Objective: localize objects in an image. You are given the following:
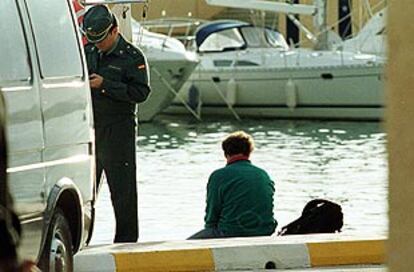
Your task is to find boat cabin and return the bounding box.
[195,20,289,53]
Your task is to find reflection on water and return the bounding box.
[90,116,387,244]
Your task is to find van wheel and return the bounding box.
[39,209,73,272]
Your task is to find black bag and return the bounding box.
[279,199,343,235]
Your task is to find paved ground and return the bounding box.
[76,235,386,272]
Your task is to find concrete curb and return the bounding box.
[75,234,386,271]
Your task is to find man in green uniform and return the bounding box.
[82,5,151,243]
[189,131,277,239]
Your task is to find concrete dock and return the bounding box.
[74,234,385,271]
[229,268,386,272]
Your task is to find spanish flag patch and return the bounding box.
[138,64,146,70]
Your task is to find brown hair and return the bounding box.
[110,15,118,31]
[222,131,254,157]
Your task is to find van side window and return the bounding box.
[25,0,82,79]
[0,0,31,83]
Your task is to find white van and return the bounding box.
[0,0,95,271]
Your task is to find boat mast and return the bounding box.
[313,0,328,50]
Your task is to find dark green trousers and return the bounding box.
[95,118,138,243]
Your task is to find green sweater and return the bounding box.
[204,160,277,237]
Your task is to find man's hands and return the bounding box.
[89,73,104,89]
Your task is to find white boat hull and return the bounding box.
[132,20,199,122]
[138,58,198,122]
[166,63,384,120]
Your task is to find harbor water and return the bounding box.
[90,116,387,244]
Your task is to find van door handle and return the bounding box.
[212,76,221,83]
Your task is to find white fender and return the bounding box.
[286,78,298,110]
[226,78,237,106]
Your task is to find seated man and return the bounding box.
[189,131,277,239]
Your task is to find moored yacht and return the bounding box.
[163,0,386,120]
[164,19,385,120]
[131,20,199,121]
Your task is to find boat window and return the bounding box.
[265,29,289,50]
[26,0,83,79]
[0,0,31,83]
[235,60,259,66]
[240,26,289,49]
[241,27,266,47]
[213,60,233,67]
[199,28,244,52]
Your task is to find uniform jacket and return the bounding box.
[85,35,151,127]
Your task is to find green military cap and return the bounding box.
[82,5,115,43]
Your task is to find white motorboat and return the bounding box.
[164,1,386,120]
[131,20,199,122]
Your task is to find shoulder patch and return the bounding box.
[125,43,144,60]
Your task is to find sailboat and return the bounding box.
[336,8,386,57]
[164,0,386,120]
[131,20,199,121]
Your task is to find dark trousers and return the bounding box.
[95,119,138,243]
[187,227,226,240]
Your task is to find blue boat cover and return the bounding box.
[195,20,250,48]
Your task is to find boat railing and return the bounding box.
[141,17,209,50]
